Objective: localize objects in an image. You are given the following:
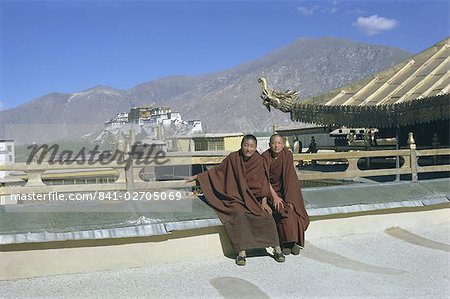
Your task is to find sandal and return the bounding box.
[274,252,285,263]
[291,244,301,255]
[282,247,291,255]
[235,255,246,266]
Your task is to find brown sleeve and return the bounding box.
[257,152,271,198]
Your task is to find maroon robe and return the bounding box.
[262,147,310,247]
[197,150,279,250]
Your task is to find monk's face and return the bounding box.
[241,138,257,158]
[269,136,284,156]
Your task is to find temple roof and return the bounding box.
[288,38,450,127]
[304,38,449,106]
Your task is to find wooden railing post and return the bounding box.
[24,169,46,187]
[115,167,126,184]
[132,166,144,183]
[395,125,400,181]
[125,152,134,192]
[407,132,418,182]
[347,158,359,172]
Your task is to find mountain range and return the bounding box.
[0,37,411,144]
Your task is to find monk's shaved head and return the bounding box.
[270,134,284,143]
[241,134,258,158]
[269,133,285,156]
[241,134,258,146]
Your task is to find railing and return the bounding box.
[0,152,228,196]
[1,144,449,197]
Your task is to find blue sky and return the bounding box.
[0,0,448,110]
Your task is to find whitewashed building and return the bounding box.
[0,139,15,178]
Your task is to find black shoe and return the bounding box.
[236,255,246,266]
[291,244,301,255]
[274,252,285,263]
[282,247,291,255]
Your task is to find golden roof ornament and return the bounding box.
[258,77,298,113]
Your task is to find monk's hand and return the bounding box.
[272,195,285,212]
[261,202,272,215]
[185,175,197,183]
[260,197,272,214]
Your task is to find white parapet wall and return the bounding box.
[0,195,17,205]
[0,207,448,280]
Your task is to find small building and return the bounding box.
[274,124,334,151]
[172,133,244,152]
[104,112,129,129]
[187,120,203,133]
[115,112,129,123]
[137,139,167,153]
[168,112,181,122]
[0,139,15,178]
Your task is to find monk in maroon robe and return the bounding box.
[262,134,310,255]
[186,135,285,265]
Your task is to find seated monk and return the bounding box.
[262,134,310,255]
[186,134,285,266]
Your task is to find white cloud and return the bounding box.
[346,8,366,15]
[354,15,399,36]
[0,100,3,111]
[325,0,339,14]
[324,6,338,14]
[297,1,340,16]
[298,5,338,16]
[297,5,320,16]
